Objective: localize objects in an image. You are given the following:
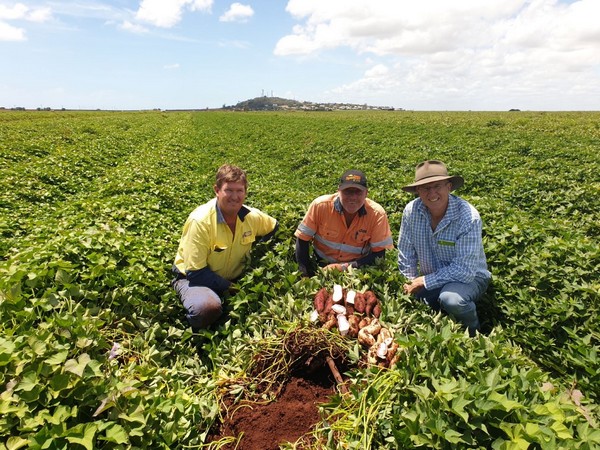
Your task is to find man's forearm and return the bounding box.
[295,238,312,276]
[186,267,231,294]
[356,249,385,268]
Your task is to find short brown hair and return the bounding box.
[215,164,247,189]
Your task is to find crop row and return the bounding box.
[1,110,598,448]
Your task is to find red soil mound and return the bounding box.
[213,376,334,450]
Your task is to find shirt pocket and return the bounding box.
[321,227,340,241]
[212,242,228,253]
[436,238,456,263]
[240,230,256,246]
[207,243,229,273]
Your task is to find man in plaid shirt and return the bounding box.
[398,160,491,335]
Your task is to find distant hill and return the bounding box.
[225,96,398,111]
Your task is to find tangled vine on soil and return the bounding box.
[219,326,353,403]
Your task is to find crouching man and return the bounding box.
[172,164,278,329]
[398,160,491,335]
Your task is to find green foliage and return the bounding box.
[1,110,598,447]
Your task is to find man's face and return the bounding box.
[415,180,451,210]
[339,187,367,214]
[214,181,246,217]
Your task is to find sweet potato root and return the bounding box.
[354,292,366,313]
[322,313,337,330]
[348,315,360,338]
[364,291,378,316]
[313,287,329,313]
[358,316,371,330]
[323,293,334,315]
[372,302,381,318]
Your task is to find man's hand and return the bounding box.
[324,263,348,272]
[403,276,425,295]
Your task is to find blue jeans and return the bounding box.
[417,277,489,334]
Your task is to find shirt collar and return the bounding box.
[334,195,367,216]
[215,200,250,223]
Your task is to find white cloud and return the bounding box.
[219,3,254,23]
[163,63,180,69]
[0,3,29,20]
[189,0,213,12]
[120,20,149,34]
[277,0,600,110]
[0,3,52,41]
[135,0,213,28]
[0,2,51,21]
[0,20,25,41]
[27,7,51,22]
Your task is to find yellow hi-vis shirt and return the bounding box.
[174,199,277,281]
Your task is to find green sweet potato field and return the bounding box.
[1,109,599,449]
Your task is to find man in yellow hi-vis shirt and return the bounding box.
[172,164,278,329]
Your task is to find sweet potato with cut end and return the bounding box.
[354,292,366,313]
[386,342,399,361]
[313,287,329,313]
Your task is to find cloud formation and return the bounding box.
[135,0,212,28]
[276,0,600,109]
[219,3,254,23]
[0,2,51,41]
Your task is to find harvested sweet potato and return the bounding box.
[358,316,371,330]
[364,318,381,337]
[378,327,393,343]
[372,303,381,318]
[323,293,334,314]
[313,287,329,313]
[337,314,350,336]
[388,345,402,368]
[332,284,343,303]
[387,342,399,361]
[345,303,355,316]
[367,344,378,366]
[345,290,356,305]
[322,313,337,330]
[348,315,360,338]
[364,291,378,316]
[354,292,366,313]
[358,327,376,347]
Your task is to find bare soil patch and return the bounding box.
[207,328,351,449]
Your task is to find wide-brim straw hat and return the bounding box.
[402,160,464,193]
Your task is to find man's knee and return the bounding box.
[177,285,223,329]
[439,290,467,309]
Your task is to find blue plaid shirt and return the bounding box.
[397,194,491,290]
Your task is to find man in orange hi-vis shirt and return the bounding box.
[294,169,393,277]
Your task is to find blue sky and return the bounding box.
[1,0,599,110]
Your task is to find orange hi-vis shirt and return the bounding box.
[294,194,393,264]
